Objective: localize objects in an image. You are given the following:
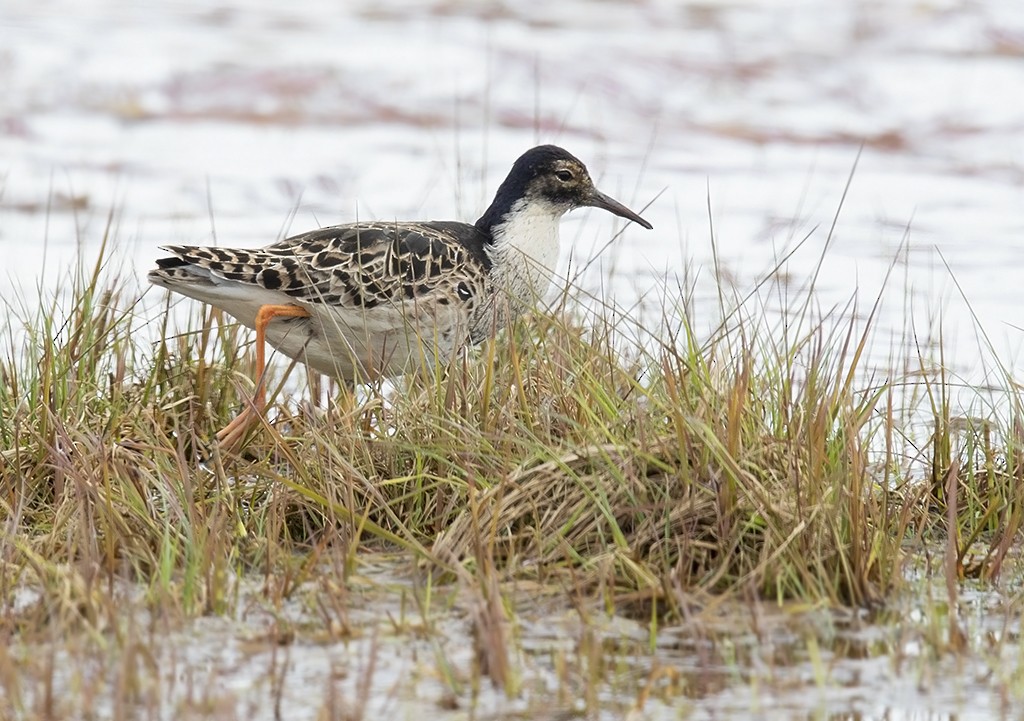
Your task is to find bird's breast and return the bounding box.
[486,199,563,304]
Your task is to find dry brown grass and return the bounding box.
[2,235,1024,715]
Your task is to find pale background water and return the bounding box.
[2,1,1024,718]
[3,0,1023,380]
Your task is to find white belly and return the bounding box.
[263,301,471,382]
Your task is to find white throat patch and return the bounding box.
[486,196,565,302]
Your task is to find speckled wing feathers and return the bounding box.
[149,221,498,380]
[156,221,491,311]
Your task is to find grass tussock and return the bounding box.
[2,237,1023,633]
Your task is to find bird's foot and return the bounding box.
[215,404,263,454]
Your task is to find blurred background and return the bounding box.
[2,0,1023,375]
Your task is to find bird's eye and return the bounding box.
[555,169,573,182]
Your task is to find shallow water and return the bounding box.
[3,0,1024,717]
[6,559,1022,720]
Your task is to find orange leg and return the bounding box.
[216,303,311,451]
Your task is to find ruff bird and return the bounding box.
[149,145,653,448]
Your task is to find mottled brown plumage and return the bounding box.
[152,220,496,380]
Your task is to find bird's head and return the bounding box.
[478,145,653,232]
[514,145,653,229]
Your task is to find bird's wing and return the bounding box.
[153,221,490,311]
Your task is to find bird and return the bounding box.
[148,144,653,449]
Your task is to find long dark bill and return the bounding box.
[587,188,653,229]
